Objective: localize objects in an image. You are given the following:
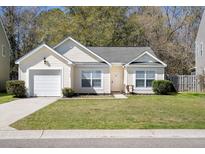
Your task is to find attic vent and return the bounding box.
[130,61,161,64]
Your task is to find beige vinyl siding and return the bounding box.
[0,20,10,91]
[63,46,99,62]
[73,65,111,94]
[70,65,75,89]
[55,39,101,62]
[126,66,165,93]
[18,46,72,95]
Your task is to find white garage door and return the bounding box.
[32,70,61,96]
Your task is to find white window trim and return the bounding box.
[2,45,6,57]
[134,70,156,90]
[80,69,103,89]
[135,71,146,88]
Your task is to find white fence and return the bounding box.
[168,75,198,92]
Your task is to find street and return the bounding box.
[1,138,205,148]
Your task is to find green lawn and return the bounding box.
[0,93,15,104]
[11,93,205,129]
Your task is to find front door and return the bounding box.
[111,66,123,92]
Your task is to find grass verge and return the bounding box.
[11,93,205,129]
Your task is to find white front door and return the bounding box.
[111,66,123,92]
[31,70,61,96]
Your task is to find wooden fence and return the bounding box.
[168,75,198,92]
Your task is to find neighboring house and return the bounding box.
[15,37,167,96]
[0,18,10,91]
[195,11,205,76]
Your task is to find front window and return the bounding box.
[136,71,145,88]
[82,71,91,87]
[81,70,102,88]
[136,71,155,88]
[146,71,155,87]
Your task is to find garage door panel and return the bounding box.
[31,70,61,96]
[34,86,61,89]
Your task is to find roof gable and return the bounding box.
[54,37,111,65]
[133,53,158,63]
[15,44,72,64]
[125,51,167,67]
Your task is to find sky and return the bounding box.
[0,6,65,16]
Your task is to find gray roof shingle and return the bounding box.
[87,47,156,64]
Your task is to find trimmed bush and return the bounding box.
[152,80,177,95]
[62,88,75,97]
[6,80,26,98]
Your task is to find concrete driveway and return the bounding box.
[0,97,59,130]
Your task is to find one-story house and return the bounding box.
[15,37,167,96]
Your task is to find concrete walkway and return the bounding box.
[1,129,205,139]
[113,94,127,99]
[0,97,58,130]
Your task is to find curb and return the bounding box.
[1,130,205,139]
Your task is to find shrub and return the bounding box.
[152,80,177,95]
[6,80,26,98]
[62,88,75,97]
